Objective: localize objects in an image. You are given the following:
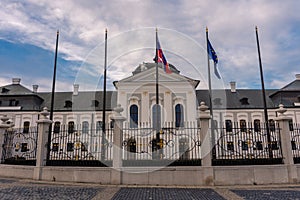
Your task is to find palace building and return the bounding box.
[1,62,300,130]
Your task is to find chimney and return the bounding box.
[32,85,38,93]
[296,74,300,80]
[73,84,79,95]
[12,78,21,85]
[230,81,236,93]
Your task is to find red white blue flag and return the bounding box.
[156,33,171,74]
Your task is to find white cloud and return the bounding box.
[0,0,300,90]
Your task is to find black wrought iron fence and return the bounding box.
[2,127,38,165]
[290,123,300,163]
[213,122,283,165]
[122,121,201,166]
[46,124,113,167]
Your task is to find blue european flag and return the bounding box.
[207,39,221,79]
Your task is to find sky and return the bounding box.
[0,0,300,92]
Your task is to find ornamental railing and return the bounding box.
[290,123,300,163]
[2,127,38,165]
[46,124,113,167]
[122,121,201,166]
[213,122,283,165]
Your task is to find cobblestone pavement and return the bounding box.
[112,188,225,200]
[1,177,300,199]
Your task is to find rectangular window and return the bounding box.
[271,141,279,150]
[52,143,59,152]
[9,99,19,106]
[242,141,248,151]
[81,142,88,151]
[227,141,234,151]
[21,143,28,152]
[67,142,74,152]
[254,141,263,150]
[23,121,30,133]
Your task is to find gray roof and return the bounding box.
[196,89,277,109]
[0,84,35,96]
[281,79,300,91]
[38,91,117,111]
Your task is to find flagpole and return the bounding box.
[50,30,59,121]
[206,28,213,121]
[47,30,59,161]
[255,26,273,158]
[155,28,160,132]
[101,28,108,161]
[206,27,216,160]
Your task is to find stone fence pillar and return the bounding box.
[0,115,14,163]
[275,104,297,183]
[33,107,52,180]
[197,102,212,167]
[110,104,126,184]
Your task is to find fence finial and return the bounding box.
[199,102,208,112]
[0,115,9,125]
[113,104,124,116]
[40,107,50,119]
[276,104,287,116]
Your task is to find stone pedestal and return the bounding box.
[33,107,52,180]
[110,104,126,184]
[275,104,297,183]
[197,102,212,167]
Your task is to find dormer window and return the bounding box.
[91,100,99,107]
[1,88,9,93]
[64,100,72,108]
[240,97,249,105]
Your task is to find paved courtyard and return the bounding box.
[0,177,300,199]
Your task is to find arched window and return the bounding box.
[130,105,138,128]
[82,121,89,134]
[240,120,247,132]
[152,104,161,131]
[23,121,30,133]
[225,120,232,132]
[54,121,61,134]
[68,121,75,134]
[175,104,184,128]
[269,119,275,132]
[96,121,103,133]
[254,119,261,132]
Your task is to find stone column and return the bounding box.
[110,104,126,184]
[33,107,52,180]
[275,104,297,183]
[0,115,14,163]
[197,102,212,166]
